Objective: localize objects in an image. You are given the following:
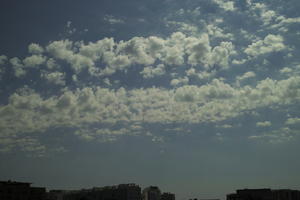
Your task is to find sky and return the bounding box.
[0,0,300,199]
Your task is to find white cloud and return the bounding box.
[41,71,66,86]
[23,55,46,67]
[46,58,59,69]
[185,34,212,67]
[2,1,300,155]
[211,41,235,68]
[232,59,247,65]
[249,127,295,144]
[244,34,286,57]
[46,40,95,74]
[271,16,300,31]
[0,55,7,65]
[79,38,115,61]
[261,10,277,25]
[248,2,300,32]
[170,77,189,87]
[166,21,199,36]
[28,43,44,54]
[249,3,277,25]
[280,67,293,74]
[236,71,256,82]
[0,136,46,156]
[216,124,232,129]
[74,128,128,143]
[285,117,300,125]
[206,24,234,39]
[140,64,165,79]
[256,121,272,127]
[1,75,300,152]
[103,15,125,24]
[212,0,235,11]
[10,57,26,77]
[0,55,7,80]
[41,32,236,78]
[185,68,216,81]
[118,37,156,65]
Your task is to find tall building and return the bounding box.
[161,192,175,200]
[0,180,46,200]
[142,186,161,200]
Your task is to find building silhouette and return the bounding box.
[273,190,300,200]
[142,186,161,200]
[47,190,70,200]
[60,183,141,200]
[0,180,175,200]
[161,192,175,200]
[0,180,46,200]
[227,188,300,200]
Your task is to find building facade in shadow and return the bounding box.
[227,188,300,200]
[0,180,46,200]
[58,183,141,200]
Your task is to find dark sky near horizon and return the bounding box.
[0,0,300,199]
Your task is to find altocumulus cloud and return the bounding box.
[1,75,300,153]
[1,0,300,155]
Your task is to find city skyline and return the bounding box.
[0,0,300,200]
[1,180,300,200]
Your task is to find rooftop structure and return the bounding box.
[0,180,46,200]
[227,188,300,200]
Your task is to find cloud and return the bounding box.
[140,64,165,79]
[0,55,7,80]
[74,128,129,143]
[170,77,189,87]
[271,16,300,31]
[206,24,234,40]
[256,121,272,127]
[185,34,212,67]
[10,57,26,77]
[0,136,46,157]
[28,43,44,54]
[46,40,96,74]
[249,127,295,144]
[0,55,7,65]
[186,68,216,81]
[39,32,236,78]
[261,10,277,25]
[249,3,277,25]
[236,71,256,85]
[211,42,235,68]
[212,0,235,11]
[2,30,238,86]
[216,124,232,129]
[103,15,125,24]
[165,21,199,36]
[23,55,46,67]
[247,2,300,32]
[280,67,293,74]
[46,58,59,69]
[285,117,300,125]
[9,55,46,77]
[244,34,286,57]
[1,74,300,152]
[41,71,66,86]
[2,0,300,155]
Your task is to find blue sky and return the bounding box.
[0,0,300,199]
